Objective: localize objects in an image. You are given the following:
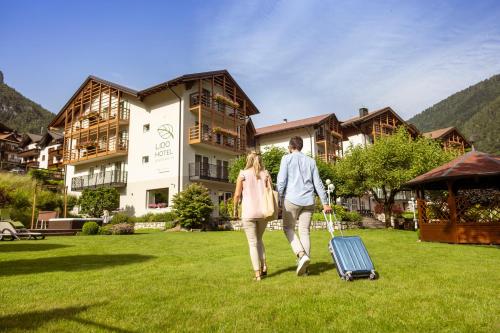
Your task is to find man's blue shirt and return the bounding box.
[277,151,328,206]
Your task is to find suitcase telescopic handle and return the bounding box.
[323,210,344,239]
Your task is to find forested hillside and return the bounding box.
[408,74,500,154]
[0,71,54,134]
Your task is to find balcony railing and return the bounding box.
[71,170,128,191]
[317,153,337,163]
[189,92,245,120]
[188,126,243,153]
[66,105,130,135]
[189,162,229,183]
[64,138,128,163]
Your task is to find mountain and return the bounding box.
[0,71,55,134]
[408,74,500,155]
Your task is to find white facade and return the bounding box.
[65,84,239,217]
[257,127,316,157]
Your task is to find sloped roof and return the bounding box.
[423,127,455,139]
[406,150,500,186]
[342,107,396,126]
[0,132,19,142]
[50,70,259,128]
[138,69,259,115]
[255,114,331,136]
[25,133,43,142]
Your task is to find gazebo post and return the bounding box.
[447,181,458,243]
[416,187,424,237]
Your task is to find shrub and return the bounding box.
[78,188,119,217]
[81,222,100,235]
[164,221,177,230]
[219,200,231,221]
[150,212,176,222]
[98,225,112,235]
[111,212,132,225]
[110,223,134,235]
[345,211,362,223]
[172,183,214,229]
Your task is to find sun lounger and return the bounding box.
[0,221,45,240]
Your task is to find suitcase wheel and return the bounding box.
[369,270,379,280]
[344,272,354,282]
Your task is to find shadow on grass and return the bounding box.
[0,254,155,277]
[266,261,336,278]
[0,303,135,333]
[0,243,73,252]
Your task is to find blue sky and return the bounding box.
[1,0,500,127]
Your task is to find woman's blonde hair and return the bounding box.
[245,151,264,179]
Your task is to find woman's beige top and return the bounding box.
[239,169,269,219]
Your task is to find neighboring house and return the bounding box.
[39,130,64,171]
[0,122,22,170]
[48,70,259,216]
[423,127,470,154]
[340,107,420,154]
[19,133,43,169]
[255,113,343,162]
[255,107,420,215]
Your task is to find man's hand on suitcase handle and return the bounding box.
[323,204,332,214]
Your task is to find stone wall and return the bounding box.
[230,219,330,231]
[134,222,166,230]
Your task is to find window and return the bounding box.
[89,167,95,177]
[142,156,149,164]
[41,155,46,161]
[147,188,169,209]
[143,124,150,133]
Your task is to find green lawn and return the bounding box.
[0,230,498,332]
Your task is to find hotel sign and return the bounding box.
[155,123,175,172]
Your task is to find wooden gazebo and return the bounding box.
[406,150,500,244]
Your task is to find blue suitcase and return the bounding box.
[324,212,378,281]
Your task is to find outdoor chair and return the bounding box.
[0,221,45,240]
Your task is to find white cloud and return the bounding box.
[193,0,500,127]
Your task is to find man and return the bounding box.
[277,136,332,276]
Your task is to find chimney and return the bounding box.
[359,107,368,117]
[283,118,288,123]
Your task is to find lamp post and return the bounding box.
[408,197,418,230]
[325,179,335,206]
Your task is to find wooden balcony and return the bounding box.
[19,148,40,158]
[65,106,130,137]
[317,153,338,163]
[188,126,244,154]
[63,138,128,165]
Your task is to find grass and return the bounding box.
[0,229,499,332]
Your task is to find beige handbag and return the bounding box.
[263,172,279,220]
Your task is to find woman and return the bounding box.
[234,151,271,281]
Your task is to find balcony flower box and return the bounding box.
[148,203,167,209]
[213,94,239,109]
[78,111,99,121]
[212,127,238,137]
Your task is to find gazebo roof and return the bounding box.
[406,150,500,187]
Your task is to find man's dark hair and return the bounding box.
[289,136,303,151]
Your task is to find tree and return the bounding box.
[334,127,456,227]
[78,188,120,217]
[172,183,214,229]
[228,146,287,183]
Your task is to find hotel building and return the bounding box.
[254,107,421,213]
[49,70,259,216]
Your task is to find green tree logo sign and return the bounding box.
[157,124,174,140]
